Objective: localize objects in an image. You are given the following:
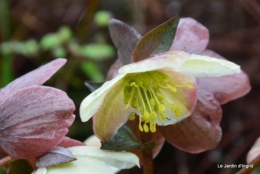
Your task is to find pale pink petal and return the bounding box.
[197,73,250,104]
[170,18,209,54]
[247,137,260,164]
[93,80,133,142]
[0,86,75,158]
[0,58,66,104]
[158,89,222,153]
[58,137,85,148]
[197,49,251,104]
[157,69,197,125]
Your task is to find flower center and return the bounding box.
[123,71,193,133]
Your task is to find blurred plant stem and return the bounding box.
[140,133,154,174]
[237,155,260,174]
[0,0,13,86]
[75,0,101,42]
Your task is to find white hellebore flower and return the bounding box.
[32,146,139,174]
[80,51,241,142]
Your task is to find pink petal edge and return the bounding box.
[0,58,66,104]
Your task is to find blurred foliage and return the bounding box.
[0,0,260,173]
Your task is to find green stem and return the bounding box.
[75,0,101,42]
[0,0,13,86]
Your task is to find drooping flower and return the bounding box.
[105,17,250,155]
[32,146,139,174]
[0,59,75,159]
[80,50,240,142]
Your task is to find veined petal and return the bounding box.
[178,54,241,77]
[80,74,126,122]
[0,58,66,104]
[93,79,133,141]
[68,146,140,169]
[118,51,189,74]
[159,90,222,153]
[170,18,209,54]
[157,69,197,125]
[0,86,75,158]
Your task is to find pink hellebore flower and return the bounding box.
[104,18,250,155]
[0,59,75,159]
[80,50,240,137]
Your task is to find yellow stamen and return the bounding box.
[123,71,192,133]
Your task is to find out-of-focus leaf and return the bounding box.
[24,39,39,56]
[40,34,60,51]
[79,43,115,60]
[94,11,112,27]
[8,159,33,174]
[36,146,76,168]
[80,61,104,81]
[109,18,141,65]
[84,81,104,92]
[132,16,179,62]
[52,46,66,57]
[58,26,72,42]
[0,42,12,54]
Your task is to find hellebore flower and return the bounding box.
[32,146,140,174]
[0,59,75,159]
[80,50,240,142]
[104,17,250,155]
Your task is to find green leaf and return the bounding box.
[8,159,33,174]
[84,81,104,92]
[80,61,105,81]
[101,125,142,151]
[101,125,156,151]
[132,16,180,62]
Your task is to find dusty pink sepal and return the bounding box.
[247,137,260,164]
[170,18,209,54]
[0,58,66,104]
[0,86,75,158]
[58,137,85,148]
[197,49,251,104]
[158,89,222,153]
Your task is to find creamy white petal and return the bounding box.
[32,168,47,174]
[118,51,189,74]
[80,74,126,122]
[68,146,140,169]
[47,156,113,174]
[178,54,241,77]
[84,135,101,147]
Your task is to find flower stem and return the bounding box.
[140,132,154,174]
[237,155,260,174]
